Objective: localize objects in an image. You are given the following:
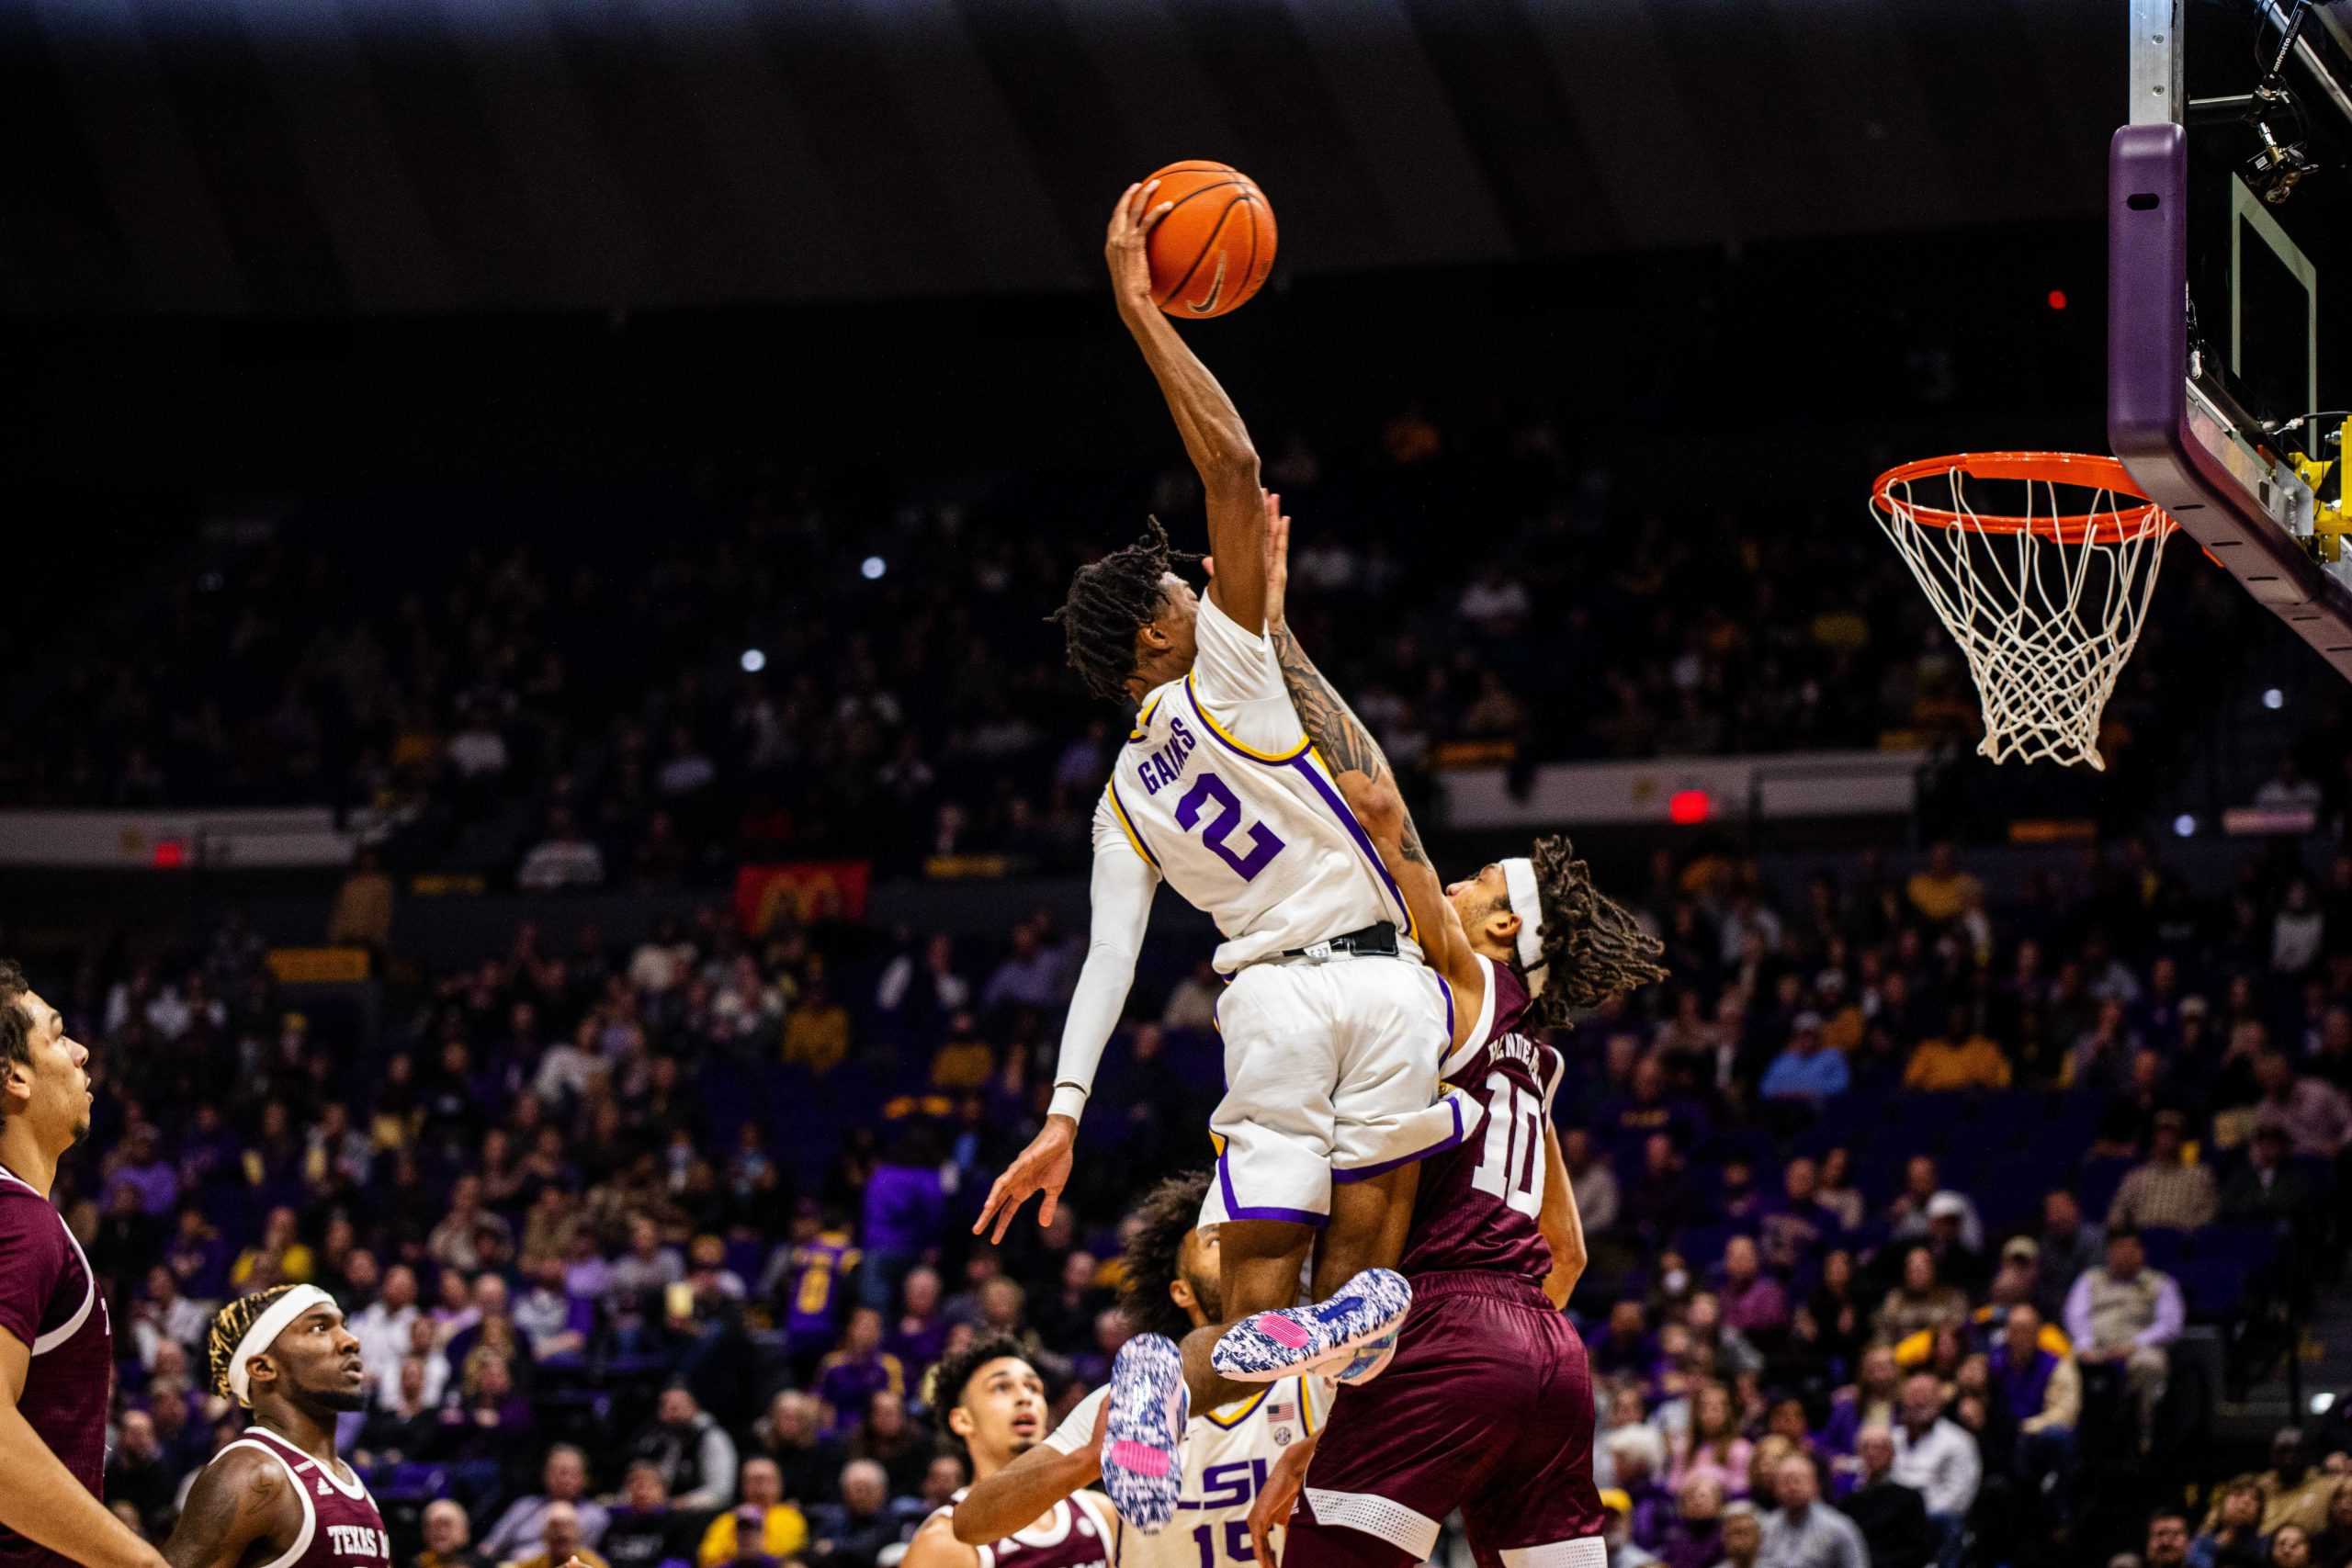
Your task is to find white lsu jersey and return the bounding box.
[1043,1375,1330,1568]
[1096,594,1419,973]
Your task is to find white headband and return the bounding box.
[227,1286,336,1406]
[1500,857,1547,999]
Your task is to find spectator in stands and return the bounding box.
[1892,1372,1981,1564]
[2035,1189,2106,1316]
[1671,1382,1756,1500]
[1566,1128,1622,1239]
[1907,845,1983,923]
[1606,1425,1675,1548]
[105,1408,175,1534]
[695,1458,808,1568]
[846,1390,929,1500]
[782,976,852,1076]
[2270,1526,2315,1568]
[2109,1110,2220,1232]
[1598,1486,1664,1567]
[924,1012,992,1093]
[2252,1050,2352,1160]
[1759,1015,1849,1108]
[1877,1247,1971,1343]
[329,847,397,950]
[1703,1500,1756,1568]
[1888,1159,1983,1251]
[599,1462,689,1568]
[1759,1450,1868,1568]
[1718,1236,1789,1338]
[2222,1124,2316,1231]
[1840,1425,1934,1568]
[806,1460,899,1568]
[2147,1507,2194,1568]
[2232,1429,2338,1538]
[632,1386,739,1511]
[750,1390,844,1507]
[1905,1009,2012,1092]
[2064,1227,2183,1451]
[480,1445,612,1563]
[814,1307,904,1430]
[1822,1345,1904,1462]
[2192,1480,2268,1568]
[414,1501,479,1568]
[506,1501,605,1568]
[1989,1304,2077,1494]
[1657,1472,1725,1568]
[357,1355,441,1469]
[2310,1481,2352,1568]
[1159,959,1219,1032]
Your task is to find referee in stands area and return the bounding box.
[0,960,168,1568]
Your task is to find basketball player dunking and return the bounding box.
[163,1286,389,1568]
[975,184,1466,1529]
[1234,512,1668,1567]
[902,1337,1118,1568]
[0,962,160,1568]
[952,1172,1331,1568]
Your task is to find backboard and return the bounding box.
[2109,0,2352,677]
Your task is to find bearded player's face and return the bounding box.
[264,1305,371,1413]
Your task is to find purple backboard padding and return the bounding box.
[2108,123,2352,674]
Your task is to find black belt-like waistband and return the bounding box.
[1280,921,1400,961]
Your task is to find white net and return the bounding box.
[1871,459,2175,771]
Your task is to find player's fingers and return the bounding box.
[1249,1510,1277,1567]
[1109,183,1139,236]
[1038,1190,1057,1229]
[973,1173,1014,1235]
[1138,197,1177,238]
[988,1190,1027,1246]
[1203,556,1216,579]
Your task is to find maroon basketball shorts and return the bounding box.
[1284,1271,1607,1568]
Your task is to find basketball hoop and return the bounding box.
[1869,452,2179,771]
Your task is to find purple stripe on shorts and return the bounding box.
[1216,1143,1327,1227]
[1330,1096,1468,1184]
[1432,973,1455,1061]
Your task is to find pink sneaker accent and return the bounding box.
[1252,1313,1313,1348]
[1108,1440,1175,1478]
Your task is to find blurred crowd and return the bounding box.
[14,411,2351,886]
[37,818,2352,1568]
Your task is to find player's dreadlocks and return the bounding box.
[1527,834,1669,1031]
[922,1332,1037,1450]
[1119,1169,1214,1344]
[207,1283,300,1404]
[1048,519,1198,706]
[0,960,29,1086]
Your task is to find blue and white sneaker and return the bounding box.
[1102,1334,1188,1533]
[1333,1325,1400,1386]
[1211,1268,1413,1384]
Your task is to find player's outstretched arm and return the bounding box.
[1106,181,1266,630]
[0,1336,169,1568]
[161,1446,290,1568]
[953,1396,1106,1543]
[1248,1426,1321,1567]
[973,830,1157,1243]
[1538,1122,1587,1309]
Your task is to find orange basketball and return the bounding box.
[1140,161,1277,320]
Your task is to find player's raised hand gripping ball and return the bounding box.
[1132,160,1276,319]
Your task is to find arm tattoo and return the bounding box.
[164,1450,286,1568]
[1269,625,1430,866]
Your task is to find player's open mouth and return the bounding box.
[1010,1414,1040,1438]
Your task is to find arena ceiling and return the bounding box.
[0,0,2113,314]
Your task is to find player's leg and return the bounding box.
[1103,964,1360,1531]
[1283,1283,1501,1568]
[1460,1302,1608,1568]
[1216,960,1462,1384]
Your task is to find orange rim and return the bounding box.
[1870,451,2177,544]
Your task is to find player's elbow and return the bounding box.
[1203,443,1261,491]
[949,1502,998,1546]
[1336,772,1404,841]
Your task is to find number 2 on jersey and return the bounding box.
[1468,1070,1545,1216]
[1175,772,1286,881]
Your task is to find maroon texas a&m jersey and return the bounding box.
[0,1163,113,1568]
[206,1426,392,1568]
[1399,956,1562,1285]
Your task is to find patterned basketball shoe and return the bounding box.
[1210,1268,1413,1383]
[1331,1325,1401,1385]
[1101,1333,1189,1532]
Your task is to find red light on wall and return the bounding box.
[1668,789,1711,825]
[152,839,187,870]
[2046,288,2068,310]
